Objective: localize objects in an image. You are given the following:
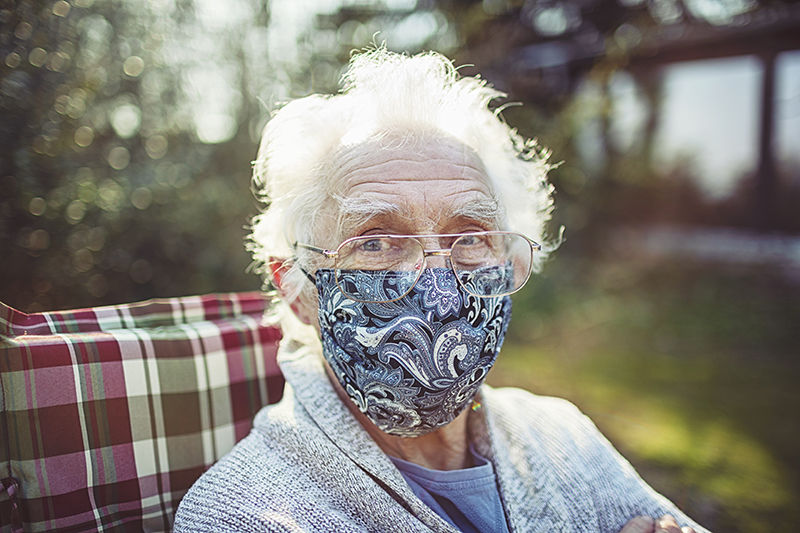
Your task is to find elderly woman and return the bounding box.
[174,49,709,533]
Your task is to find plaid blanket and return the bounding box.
[0,293,283,532]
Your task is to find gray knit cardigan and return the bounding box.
[174,343,711,533]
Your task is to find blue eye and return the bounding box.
[360,238,384,252]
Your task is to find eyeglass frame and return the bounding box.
[293,231,542,303]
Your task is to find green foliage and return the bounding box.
[496,258,800,532]
[1,0,269,311]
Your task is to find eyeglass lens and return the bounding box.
[334,233,533,302]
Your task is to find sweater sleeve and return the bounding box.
[483,387,712,533]
[173,430,378,533]
[173,441,290,533]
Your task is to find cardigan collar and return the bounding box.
[278,342,460,532]
[277,341,569,532]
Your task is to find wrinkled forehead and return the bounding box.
[328,133,493,206]
[330,133,489,184]
[316,132,499,243]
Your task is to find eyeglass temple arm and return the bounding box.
[292,242,339,284]
[294,242,338,259]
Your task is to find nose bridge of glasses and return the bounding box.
[421,248,452,269]
[423,249,452,257]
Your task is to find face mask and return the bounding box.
[315,267,512,438]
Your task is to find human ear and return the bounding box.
[268,258,316,327]
[268,257,290,291]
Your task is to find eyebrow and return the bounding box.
[335,195,504,238]
[335,196,402,238]
[448,197,504,228]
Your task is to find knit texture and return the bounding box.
[174,343,711,533]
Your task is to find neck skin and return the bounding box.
[323,361,474,471]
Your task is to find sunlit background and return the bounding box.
[1,0,799,531]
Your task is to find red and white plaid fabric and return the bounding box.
[0,293,283,532]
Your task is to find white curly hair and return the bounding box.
[248,47,556,348]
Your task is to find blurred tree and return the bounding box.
[6,0,794,313]
[436,0,800,233]
[1,0,272,312]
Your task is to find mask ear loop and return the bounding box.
[295,262,317,284]
[270,257,317,292]
[292,241,338,285]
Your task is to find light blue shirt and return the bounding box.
[390,448,510,533]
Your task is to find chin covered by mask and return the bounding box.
[315,267,512,438]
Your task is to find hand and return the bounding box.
[619,515,697,533]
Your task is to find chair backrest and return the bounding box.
[0,292,283,532]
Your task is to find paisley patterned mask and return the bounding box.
[315,267,512,438]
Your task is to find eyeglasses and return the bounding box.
[294,231,541,303]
